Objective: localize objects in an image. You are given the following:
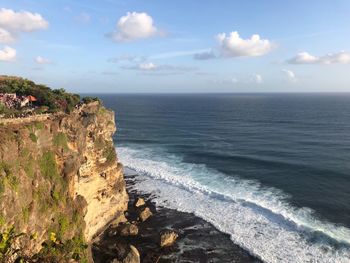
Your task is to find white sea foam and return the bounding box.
[117,145,350,263]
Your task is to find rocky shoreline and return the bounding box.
[92,172,261,263]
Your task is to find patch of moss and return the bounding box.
[0,214,5,226]
[29,132,37,143]
[7,175,19,192]
[23,156,35,178]
[39,200,50,214]
[53,132,68,150]
[103,146,116,164]
[22,207,30,223]
[34,122,44,130]
[39,151,59,181]
[0,180,4,196]
[51,188,60,204]
[58,215,69,239]
[0,162,19,192]
[20,148,30,158]
[98,106,107,116]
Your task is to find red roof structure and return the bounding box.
[27,95,37,102]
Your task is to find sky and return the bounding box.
[0,0,350,93]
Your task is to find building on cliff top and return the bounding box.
[0,93,37,109]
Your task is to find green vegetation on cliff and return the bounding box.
[0,85,123,262]
[0,127,89,262]
[0,76,81,114]
[0,227,88,263]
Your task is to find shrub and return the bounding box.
[0,76,81,113]
[0,228,89,263]
[58,215,69,239]
[0,227,25,262]
[82,96,100,104]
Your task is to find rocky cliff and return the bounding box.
[0,101,128,260]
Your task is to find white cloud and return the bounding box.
[288,52,319,64]
[149,49,209,60]
[216,31,273,58]
[0,28,14,44]
[109,12,158,42]
[253,74,263,84]
[0,46,16,61]
[35,56,52,64]
[139,62,157,70]
[282,69,297,82]
[0,8,48,32]
[288,51,350,64]
[0,8,48,44]
[122,62,197,74]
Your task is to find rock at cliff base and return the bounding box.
[118,222,139,236]
[110,213,128,228]
[134,197,145,208]
[160,230,179,248]
[139,207,153,222]
[111,245,140,263]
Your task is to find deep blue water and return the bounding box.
[98,94,350,262]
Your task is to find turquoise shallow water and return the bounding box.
[97,93,350,262]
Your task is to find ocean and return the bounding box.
[99,93,350,262]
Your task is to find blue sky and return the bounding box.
[0,0,350,93]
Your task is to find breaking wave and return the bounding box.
[117,145,350,263]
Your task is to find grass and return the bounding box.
[29,132,37,143]
[0,180,4,196]
[39,151,58,181]
[58,215,69,239]
[7,175,19,192]
[0,162,19,192]
[53,133,68,150]
[51,190,60,203]
[34,122,44,130]
[23,156,35,178]
[0,214,5,227]
[22,207,30,223]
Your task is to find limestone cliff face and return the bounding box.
[0,101,128,255]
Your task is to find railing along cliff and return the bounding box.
[0,114,54,125]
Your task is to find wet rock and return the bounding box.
[160,230,178,248]
[111,245,140,263]
[139,207,152,222]
[118,222,138,236]
[134,197,145,208]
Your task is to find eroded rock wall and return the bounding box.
[0,101,128,255]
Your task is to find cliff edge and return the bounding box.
[0,101,128,261]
